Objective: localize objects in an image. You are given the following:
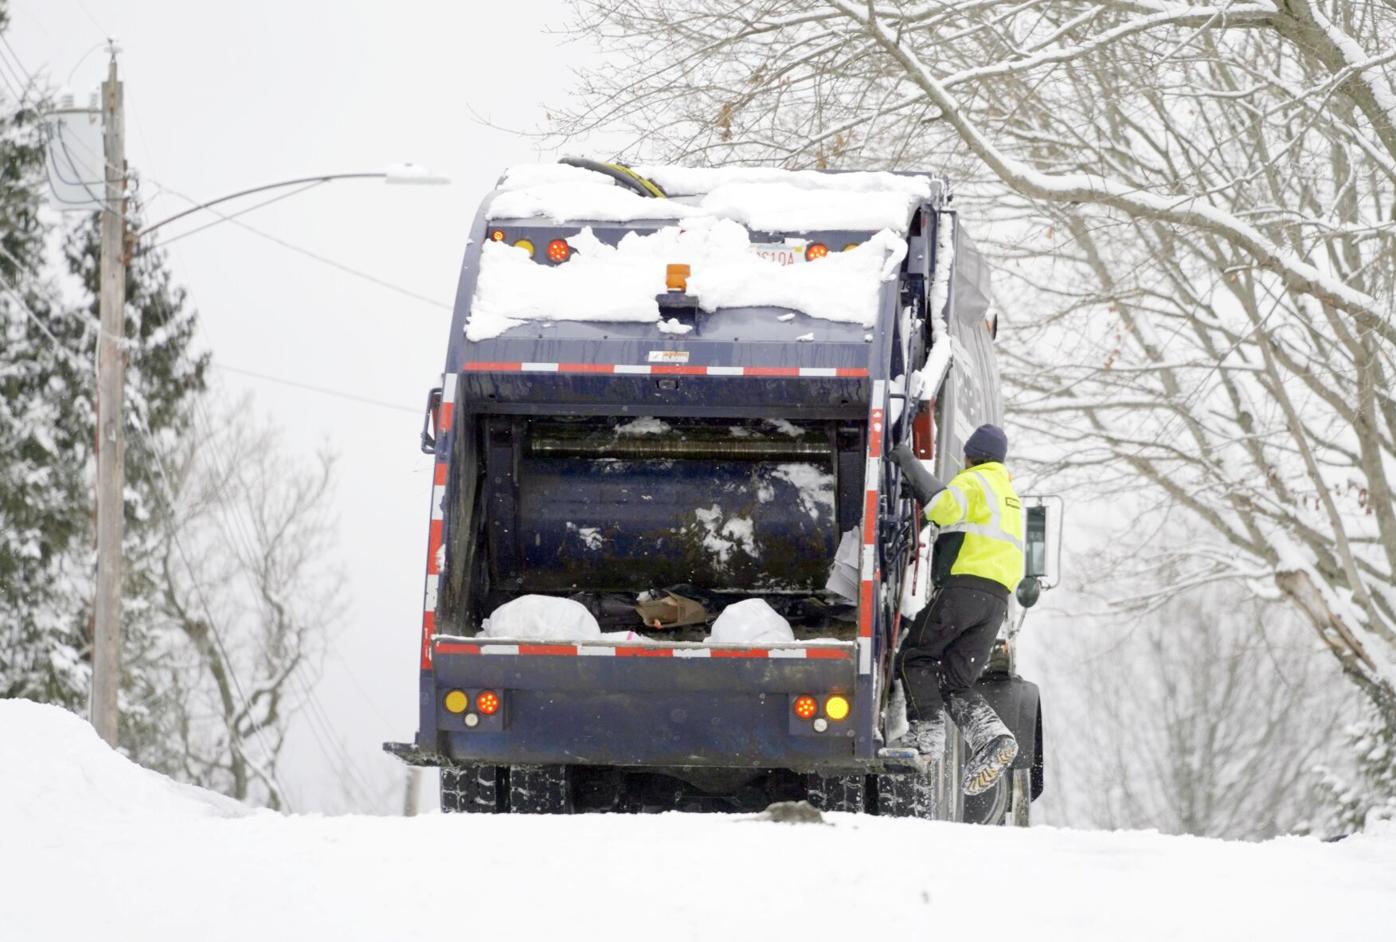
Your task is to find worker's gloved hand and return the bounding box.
[891,442,946,505]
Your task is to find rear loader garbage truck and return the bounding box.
[385,161,1059,822]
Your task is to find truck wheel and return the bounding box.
[804,773,869,813]
[440,764,505,814]
[508,764,573,814]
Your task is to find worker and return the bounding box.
[889,423,1025,796]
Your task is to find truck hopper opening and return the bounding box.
[477,415,856,600]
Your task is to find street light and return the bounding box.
[132,162,450,247]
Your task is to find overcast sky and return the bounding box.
[12,0,594,812]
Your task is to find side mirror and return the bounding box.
[1024,504,1049,579]
[1018,497,1063,605]
[419,386,444,455]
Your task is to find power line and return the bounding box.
[149,180,327,251]
[211,362,419,414]
[65,40,109,86]
[0,34,37,89]
[0,49,25,102]
[68,0,113,41]
[3,239,413,420]
[182,205,453,312]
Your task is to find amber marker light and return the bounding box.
[513,238,536,256]
[489,228,506,242]
[805,242,829,261]
[443,690,469,714]
[547,239,572,262]
[666,262,691,292]
[476,690,501,716]
[825,695,851,721]
[843,243,860,252]
[793,695,818,720]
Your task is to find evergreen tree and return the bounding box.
[0,1,208,768]
[0,0,92,709]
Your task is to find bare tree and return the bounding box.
[561,0,1396,820]
[1033,576,1354,839]
[152,399,341,808]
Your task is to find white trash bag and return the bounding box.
[482,595,601,640]
[708,598,795,644]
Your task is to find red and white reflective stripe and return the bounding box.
[434,639,855,661]
[856,380,887,675]
[461,361,869,378]
[420,372,458,670]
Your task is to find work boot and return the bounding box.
[888,709,946,759]
[881,707,945,765]
[946,692,1018,796]
[907,710,947,758]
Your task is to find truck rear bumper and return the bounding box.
[420,636,863,769]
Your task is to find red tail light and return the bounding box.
[793,695,818,720]
[476,690,501,715]
[547,239,572,263]
[805,243,829,261]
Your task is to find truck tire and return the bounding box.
[440,764,505,814]
[508,764,573,814]
[804,773,869,814]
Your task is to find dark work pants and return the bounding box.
[898,581,1008,722]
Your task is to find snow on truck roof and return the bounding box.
[467,163,933,341]
[490,163,939,231]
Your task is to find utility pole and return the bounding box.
[90,51,126,747]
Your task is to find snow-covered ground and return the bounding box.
[4,699,1394,941]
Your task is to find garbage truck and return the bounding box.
[385,160,1058,822]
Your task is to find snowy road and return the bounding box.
[4,700,1394,941]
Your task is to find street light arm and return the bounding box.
[134,172,390,241]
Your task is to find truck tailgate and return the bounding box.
[430,637,860,768]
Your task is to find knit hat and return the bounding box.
[965,424,1008,464]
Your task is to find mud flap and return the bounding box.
[974,672,1043,800]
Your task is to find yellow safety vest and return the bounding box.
[924,461,1025,592]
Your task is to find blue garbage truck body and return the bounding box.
[386,164,1046,820]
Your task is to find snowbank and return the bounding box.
[481,595,601,640]
[0,699,248,823]
[708,598,795,644]
[3,699,1395,941]
[467,219,904,340]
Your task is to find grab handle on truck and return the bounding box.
[420,386,443,455]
